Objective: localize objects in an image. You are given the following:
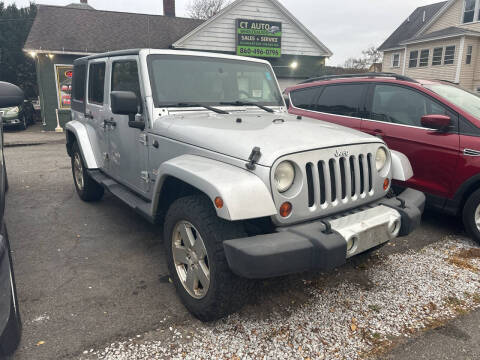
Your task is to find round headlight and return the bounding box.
[375,147,388,171]
[275,161,295,193]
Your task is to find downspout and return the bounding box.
[402,47,408,75]
[455,36,465,84]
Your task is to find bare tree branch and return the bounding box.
[186,0,229,20]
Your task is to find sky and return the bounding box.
[6,0,442,66]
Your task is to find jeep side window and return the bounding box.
[316,84,365,117]
[371,85,452,127]
[290,87,321,111]
[111,60,142,112]
[88,62,106,105]
[72,64,86,102]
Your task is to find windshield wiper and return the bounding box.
[220,101,275,113]
[162,102,229,115]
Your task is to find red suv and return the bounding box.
[285,73,480,243]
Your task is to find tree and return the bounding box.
[343,57,368,70]
[343,46,383,71]
[186,0,228,20]
[0,2,37,98]
[362,46,383,66]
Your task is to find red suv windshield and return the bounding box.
[425,84,480,119]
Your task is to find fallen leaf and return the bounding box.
[36,341,45,346]
[350,323,357,332]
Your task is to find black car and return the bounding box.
[0,82,22,356]
[0,100,34,130]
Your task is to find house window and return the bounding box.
[466,45,473,64]
[419,49,430,67]
[444,46,456,65]
[409,50,419,68]
[432,47,443,65]
[392,53,400,68]
[463,0,476,23]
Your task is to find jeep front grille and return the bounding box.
[305,153,374,209]
[271,143,388,225]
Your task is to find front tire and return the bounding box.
[462,188,480,245]
[20,115,27,131]
[71,142,104,202]
[164,195,249,321]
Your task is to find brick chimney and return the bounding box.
[164,0,175,17]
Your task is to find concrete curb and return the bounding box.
[4,139,66,148]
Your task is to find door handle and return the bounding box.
[84,112,94,119]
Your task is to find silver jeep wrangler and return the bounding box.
[66,49,425,321]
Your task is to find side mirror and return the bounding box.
[0,82,24,108]
[110,91,145,130]
[111,91,138,115]
[421,114,451,131]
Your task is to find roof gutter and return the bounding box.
[22,48,97,56]
[399,32,480,46]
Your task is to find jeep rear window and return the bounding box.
[72,64,86,102]
[147,55,283,107]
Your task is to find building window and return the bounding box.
[391,53,400,68]
[466,45,473,64]
[463,0,476,23]
[409,50,419,68]
[432,47,443,65]
[444,46,456,65]
[419,49,430,67]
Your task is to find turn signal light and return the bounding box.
[383,178,390,191]
[279,202,292,218]
[214,197,224,209]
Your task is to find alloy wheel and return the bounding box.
[171,221,210,299]
[73,153,84,190]
[475,203,480,232]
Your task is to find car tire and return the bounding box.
[20,115,27,131]
[0,225,22,357]
[71,141,104,202]
[462,188,480,245]
[164,195,251,321]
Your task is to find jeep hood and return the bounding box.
[155,112,381,166]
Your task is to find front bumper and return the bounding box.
[1,116,21,127]
[224,188,425,279]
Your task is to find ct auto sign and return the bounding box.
[236,19,282,58]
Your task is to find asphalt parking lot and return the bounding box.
[4,142,480,359]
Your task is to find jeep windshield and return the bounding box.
[425,84,480,119]
[147,54,283,108]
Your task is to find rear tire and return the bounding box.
[164,195,250,321]
[462,188,480,245]
[0,225,21,357]
[71,141,104,202]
